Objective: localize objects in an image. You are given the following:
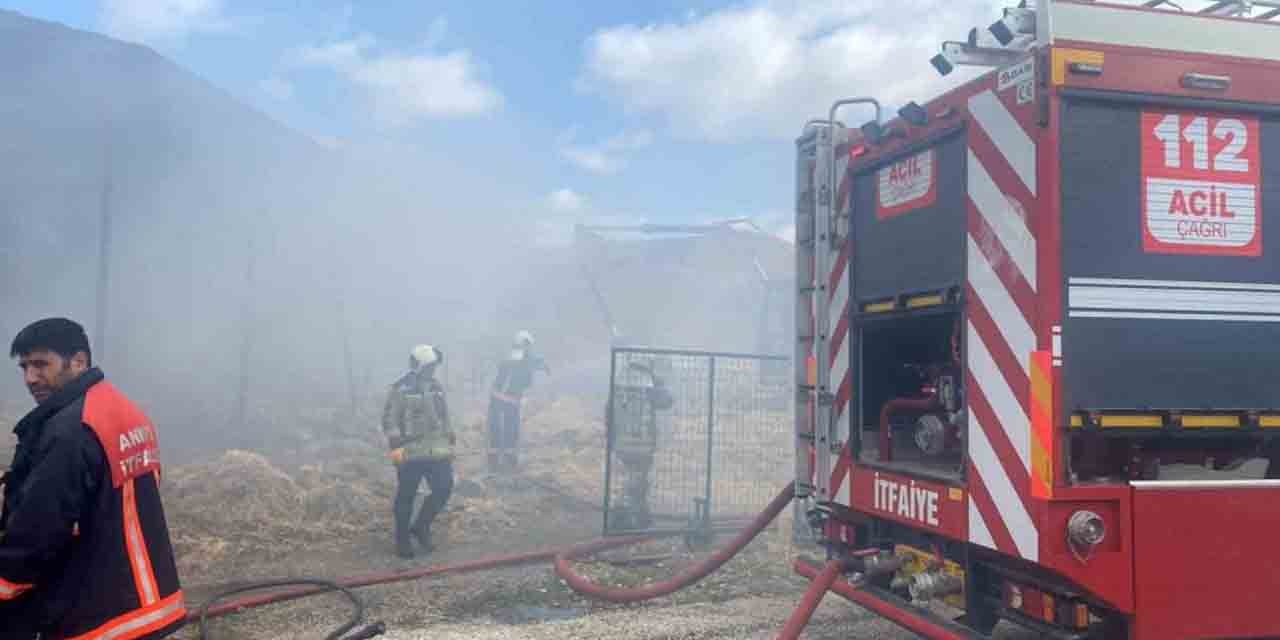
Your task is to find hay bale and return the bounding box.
[165,449,305,539]
[301,481,389,535]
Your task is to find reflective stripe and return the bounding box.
[66,591,186,640]
[491,392,520,404]
[0,575,33,600]
[122,479,159,606]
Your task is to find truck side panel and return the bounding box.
[1131,482,1280,640]
[1060,97,1280,411]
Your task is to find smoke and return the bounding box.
[0,10,792,462]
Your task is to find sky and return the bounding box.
[3,0,1011,244]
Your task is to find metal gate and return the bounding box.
[602,347,791,536]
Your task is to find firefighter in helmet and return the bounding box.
[382,344,455,559]
[610,358,674,530]
[486,330,550,473]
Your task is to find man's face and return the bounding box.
[17,349,87,404]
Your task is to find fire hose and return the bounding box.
[189,484,805,637]
[196,578,370,640]
[190,534,656,622]
[552,483,794,603]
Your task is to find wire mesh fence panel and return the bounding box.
[603,347,791,536]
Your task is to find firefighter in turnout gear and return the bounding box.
[382,344,455,560]
[1,318,184,640]
[610,359,674,531]
[486,330,549,473]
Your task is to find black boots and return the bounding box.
[395,508,435,558]
[395,530,414,559]
[394,501,415,559]
[410,508,434,553]
[396,496,417,558]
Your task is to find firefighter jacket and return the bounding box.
[492,350,547,400]
[612,382,674,460]
[382,372,455,461]
[0,368,184,640]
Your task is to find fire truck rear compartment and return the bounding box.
[858,311,966,480]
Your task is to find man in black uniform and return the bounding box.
[486,330,549,473]
[1,318,184,640]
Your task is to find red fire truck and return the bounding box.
[793,1,1280,638]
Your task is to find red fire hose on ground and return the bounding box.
[551,483,794,603]
[193,534,656,620]
[192,483,872,640]
[794,558,973,640]
[776,558,846,639]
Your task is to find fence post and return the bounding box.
[704,355,716,534]
[602,349,617,536]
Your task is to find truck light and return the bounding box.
[1182,72,1231,92]
[898,101,929,127]
[930,53,955,76]
[1067,510,1106,548]
[1073,603,1090,629]
[1067,61,1103,76]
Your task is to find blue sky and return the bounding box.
[4,0,1007,244]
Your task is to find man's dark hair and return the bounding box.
[10,318,93,366]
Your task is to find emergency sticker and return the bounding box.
[1140,111,1262,256]
[876,148,937,219]
[997,57,1035,92]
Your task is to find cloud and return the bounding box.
[292,34,374,70]
[260,76,294,101]
[561,147,619,174]
[100,0,232,43]
[558,128,653,174]
[289,32,501,123]
[580,0,1004,142]
[547,188,587,212]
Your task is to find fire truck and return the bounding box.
[793,1,1280,638]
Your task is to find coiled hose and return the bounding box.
[553,483,794,603]
[195,577,376,640]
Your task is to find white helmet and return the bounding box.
[409,344,441,371]
[514,330,534,347]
